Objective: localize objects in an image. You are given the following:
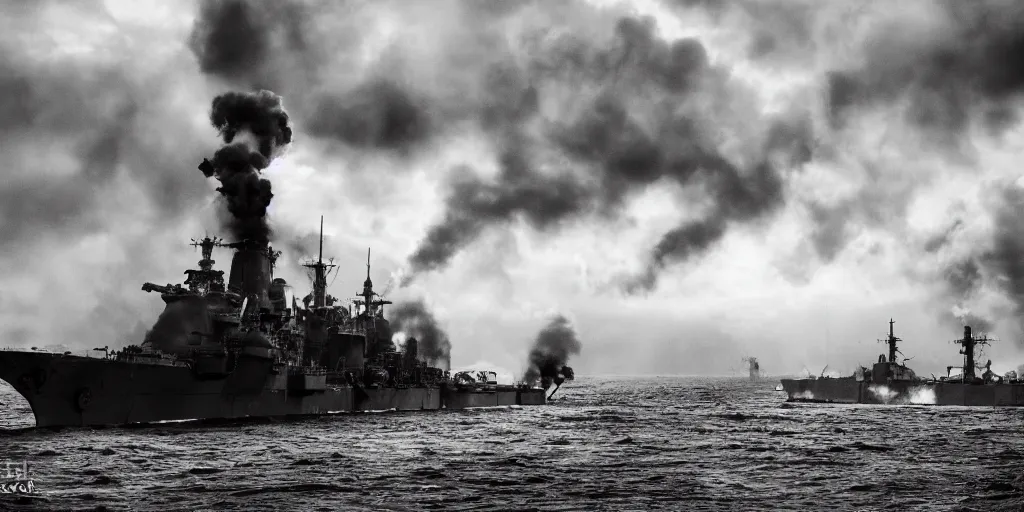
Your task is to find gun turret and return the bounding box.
[142,283,184,295]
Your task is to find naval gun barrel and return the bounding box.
[142,282,184,295]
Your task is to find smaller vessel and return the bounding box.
[779,319,1024,407]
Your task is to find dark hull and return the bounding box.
[780,377,1024,406]
[0,351,548,428]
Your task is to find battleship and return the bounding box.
[0,217,572,428]
[779,319,1024,406]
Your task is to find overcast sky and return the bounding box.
[3,0,1024,378]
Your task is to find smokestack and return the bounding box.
[197,90,291,312]
[227,241,273,310]
[964,325,972,340]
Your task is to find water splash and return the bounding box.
[868,384,937,405]
[908,386,937,405]
[867,385,899,404]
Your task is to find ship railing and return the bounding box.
[288,366,328,376]
[336,327,367,336]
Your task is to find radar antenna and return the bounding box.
[189,236,227,269]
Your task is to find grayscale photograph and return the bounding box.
[0,0,1022,510]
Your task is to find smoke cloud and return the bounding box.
[0,2,227,351]
[928,187,1024,336]
[199,90,293,243]
[826,1,1024,140]
[184,0,1024,363]
[522,315,582,389]
[186,0,815,293]
[388,299,452,370]
[807,0,1024,265]
[700,0,1024,349]
[402,16,815,293]
[187,0,437,154]
[980,188,1024,330]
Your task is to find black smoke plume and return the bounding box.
[405,140,589,281]
[389,299,452,370]
[188,0,311,91]
[188,0,434,153]
[522,315,582,390]
[199,90,293,243]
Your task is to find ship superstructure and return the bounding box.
[0,217,564,427]
[779,320,1024,406]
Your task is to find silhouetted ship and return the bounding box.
[0,219,570,427]
[779,320,1024,406]
[743,357,761,382]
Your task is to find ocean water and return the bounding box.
[0,376,1022,511]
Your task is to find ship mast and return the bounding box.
[357,248,392,319]
[363,249,372,315]
[301,216,335,309]
[877,318,902,363]
[954,325,990,381]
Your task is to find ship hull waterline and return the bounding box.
[0,352,549,428]
[779,377,1024,407]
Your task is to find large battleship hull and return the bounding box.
[0,351,548,428]
[780,377,1024,407]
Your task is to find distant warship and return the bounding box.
[742,357,761,381]
[0,217,572,428]
[780,320,1024,406]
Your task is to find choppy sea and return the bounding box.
[0,376,1022,511]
